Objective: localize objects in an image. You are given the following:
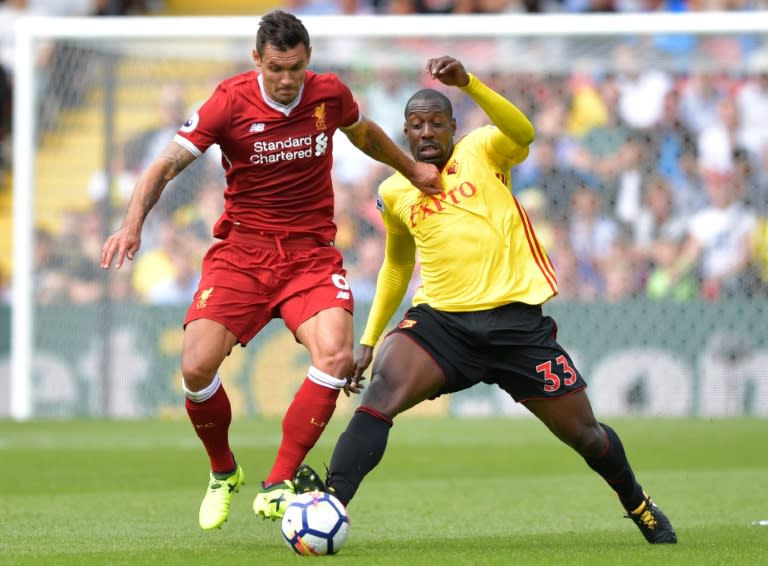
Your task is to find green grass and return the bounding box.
[0,418,766,565]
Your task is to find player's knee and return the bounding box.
[568,423,605,457]
[180,354,218,391]
[363,372,412,417]
[314,348,354,379]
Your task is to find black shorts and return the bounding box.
[389,302,586,402]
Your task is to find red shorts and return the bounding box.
[184,231,354,345]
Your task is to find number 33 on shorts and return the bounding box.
[537,355,578,393]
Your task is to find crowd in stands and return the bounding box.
[2,1,768,307]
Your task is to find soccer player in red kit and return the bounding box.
[100,9,442,531]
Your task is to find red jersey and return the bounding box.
[173,69,361,242]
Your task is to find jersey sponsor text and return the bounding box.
[249,133,328,164]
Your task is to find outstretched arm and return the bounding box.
[427,56,535,154]
[342,117,442,195]
[101,141,195,269]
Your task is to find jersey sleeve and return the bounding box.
[173,84,230,156]
[359,191,416,347]
[333,75,361,129]
[459,73,535,167]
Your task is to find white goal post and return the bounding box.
[11,12,768,420]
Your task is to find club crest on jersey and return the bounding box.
[249,122,265,133]
[446,160,458,175]
[197,287,214,309]
[314,103,326,130]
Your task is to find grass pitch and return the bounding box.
[0,417,765,565]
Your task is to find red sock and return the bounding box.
[185,384,235,474]
[265,378,340,485]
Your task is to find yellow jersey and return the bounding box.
[361,75,557,346]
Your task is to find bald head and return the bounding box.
[402,88,457,168]
[404,89,453,120]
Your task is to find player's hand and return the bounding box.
[426,56,470,88]
[410,161,442,196]
[343,373,366,397]
[348,344,373,394]
[100,227,141,270]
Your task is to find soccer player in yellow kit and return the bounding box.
[296,56,676,544]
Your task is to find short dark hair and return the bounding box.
[256,10,311,56]
[404,89,453,119]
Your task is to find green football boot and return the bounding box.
[198,465,245,531]
[253,479,296,520]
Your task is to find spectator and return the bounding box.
[613,132,652,227]
[125,84,224,221]
[645,236,697,301]
[568,183,621,293]
[736,70,768,161]
[565,71,610,138]
[630,174,689,276]
[733,146,768,216]
[601,242,640,302]
[648,87,706,214]
[551,244,600,302]
[697,96,751,175]
[107,264,138,302]
[613,42,672,131]
[347,235,384,305]
[145,241,201,305]
[517,187,556,252]
[405,0,474,13]
[130,221,181,302]
[34,228,69,304]
[679,71,725,136]
[570,73,631,199]
[670,169,757,300]
[516,135,592,223]
[668,130,707,216]
[123,83,189,174]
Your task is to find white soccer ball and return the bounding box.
[280,490,350,556]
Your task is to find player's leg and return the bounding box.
[181,317,244,531]
[489,305,676,543]
[524,389,677,543]
[277,306,355,480]
[253,306,354,520]
[327,332,445,506]
[524,391,642,508]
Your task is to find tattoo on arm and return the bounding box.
[132,143,194,221]
[159,144,194,176]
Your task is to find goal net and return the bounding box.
[6,13,768,419]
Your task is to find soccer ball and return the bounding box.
[280,490,350,556]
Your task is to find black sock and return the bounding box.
[327,408,392,506]
[584,423,644,511]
